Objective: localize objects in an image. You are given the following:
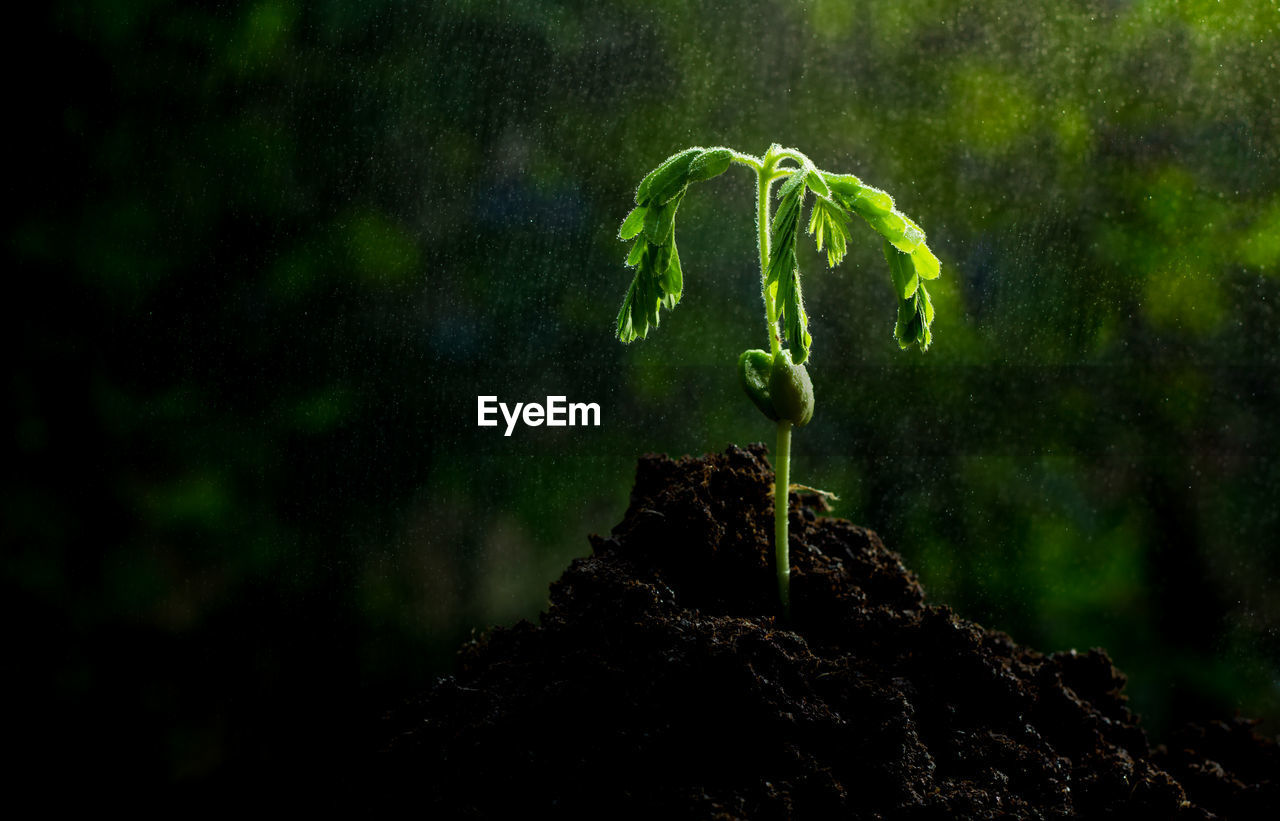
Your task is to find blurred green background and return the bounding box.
[6,0,1278,786]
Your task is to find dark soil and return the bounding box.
[384,445,1277,818]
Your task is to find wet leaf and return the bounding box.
[659,240,683,307]
[852,186,894,217]
[805,167,831,200]
[884,239,919,299]
[619,205,647,240]
[616,275,638,342]
[870,211,907,244]
[898,215,926,253]
[912,243,941,280]
[824,172,864,200]
[635,147,702,205]
[625,239,646,267]
[781,269,811,365]
[894,296,922,349]
[808,197,852,268]
[688,147,733,182]
[642,191,683,246]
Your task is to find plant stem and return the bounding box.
[775,420,793,617]
[756,149,794,617]
[730,150,764,172]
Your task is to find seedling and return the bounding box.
[615,144,940,616]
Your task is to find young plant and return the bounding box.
[615,144,940,616]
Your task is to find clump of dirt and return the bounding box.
[384,445,1277,819]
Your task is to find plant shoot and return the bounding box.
[614,144,941,616]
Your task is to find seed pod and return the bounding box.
[738,349,779,421]
[768,349,814,426]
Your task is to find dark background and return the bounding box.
[6,0,1278,786]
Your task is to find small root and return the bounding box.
[789,483,839,502]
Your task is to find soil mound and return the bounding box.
[385,445,1276,819]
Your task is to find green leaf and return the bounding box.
[659,239,683,307]
[890,280,935,352]
[870,211,906,243]
[618,213,689,342]
[898,216,926,253]
[824,173,863,200]
[619,205,647,240]
[635,148,702,205]
[780,266,812,364]
[808,207,824,249]
[641,255,660,330]
[865,210,925,253]
[763,272,777,308]
[777,168,807,199]
[632,258,651,335]
[808,197,853,268]
[619,246,660,341]
[616,275,638,342]
[688,147,733,183]
[625,239,645,267]
[765,172,805,288]
[765,171,811,364]
[884,239,919,300]
[915,286,933,351]
[616,147,749,345]
[915,283,934,351]
[642,205,662,244]
[911,243,941,280]
[894,296,921,349]
[642,191,683,246]
[617,146,942,362]
[805,167,831,200]
[851,186,894,217]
